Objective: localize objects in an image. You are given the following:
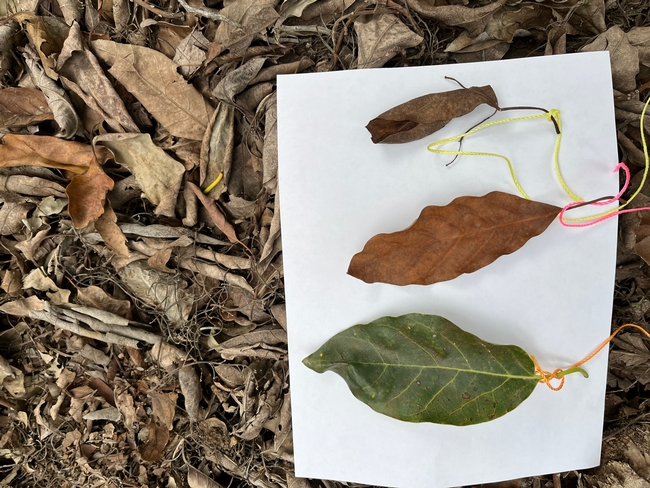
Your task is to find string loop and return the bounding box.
[535,324,650,391]
[427,108,582,202]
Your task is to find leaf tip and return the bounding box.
[302,351,325,373]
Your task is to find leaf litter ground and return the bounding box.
[1,0,650,487]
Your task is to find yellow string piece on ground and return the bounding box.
[533,324,650,391]
[427,109,583,202]
[203,172,224,194]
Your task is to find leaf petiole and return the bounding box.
[555,367,589,379]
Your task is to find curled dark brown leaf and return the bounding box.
[366,85,499,144]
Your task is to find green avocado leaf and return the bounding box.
[303,314,540,426]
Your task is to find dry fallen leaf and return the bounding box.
[96,133,185,217]
[91,39,213,140]
[262,93,278,193]
[563,0,606,35]
[406,0,506,37]
[187,466,224,488]
[179,365,201,422]
[119,261,192,326]
[14,14,69,79]
[212,57,266,104]
[366,85,499,144]
[581,25,639,93]
[150,391,177,430]
[66,156,115,228]
[201,102,235,196]
[94,200,129,257]
[75,285,131,318]
[212,0,280,55]
[56,22,139,133]
[23,47,80,138]
[115,381,137,430]
[348,191,561,286]
[187,181,240,244]
[354,14,423,69]
[0,134,111,173]
[174,30,210,79]
[139,419,170,462]
[0,87,53,128]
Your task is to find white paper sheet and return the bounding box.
[277,52,618,488]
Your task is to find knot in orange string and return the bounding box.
[531,355,565,391]
[532,324,650,393]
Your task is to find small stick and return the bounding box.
[132,0,184,19]
[553,473,561,488]
[177,0,243,28]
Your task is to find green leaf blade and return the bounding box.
[303,314,540,426]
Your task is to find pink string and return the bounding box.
[559,163,650,227]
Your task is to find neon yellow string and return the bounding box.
[427,110,582,202]
[429,148,531,200]
[563,95,650,223]
[549,111,581,202]
[203,172,223,194]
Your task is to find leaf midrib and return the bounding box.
[418,208,559,243]
[329,360,539,381]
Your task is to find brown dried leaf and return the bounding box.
[348,191,560,286]
[212,0,280,55]
[150,391,177,430]
[565,0,606,35]
[56,22,139,133]
[212,57,266,104]
[174,30,210,79]
[406,0,506,36]
[94,200,129,257]
[88,377,116,406]
[201,102,235,196]
[366,85,499,144]
[628,26,650,67]
[179,365,201,422]
[23,48,80,138]
[0,22,19,80]
[581,26,639,93]
[300,0,353,23]
[1,269,22,295]
[545,25,567,56]
[187,466,224,488]
[76,285,131,318]
[187,182,239,244]
[58,0,83,25]
[0,197,33,235]
[119,261,192,326]
[484,5,552,44]
[354,14,423,69]
[91,39,213,140]
[0,296,46,316]
[151,340,185,371]
[0,88,53,128]
[250,57,313,85]
[139,419,169,462]
[0,134,110,174]
[112,0,131,32]
[96,133,185,217]
[262,93,278,193]
[66,157,115,228]
[115,382,136,430]
[14,14,69,79]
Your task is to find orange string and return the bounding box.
[533,323,650,391]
